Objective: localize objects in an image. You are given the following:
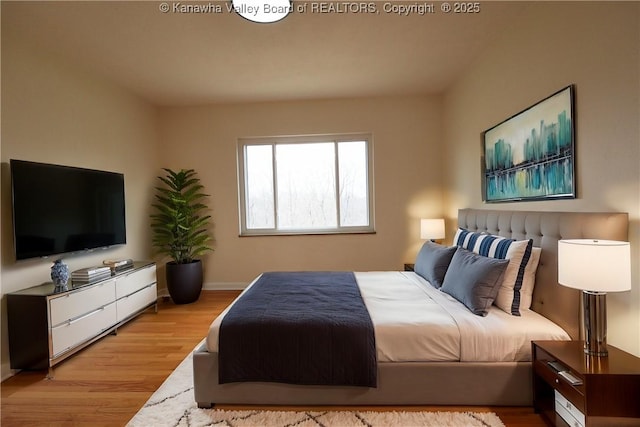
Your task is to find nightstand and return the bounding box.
[403,263,415,272]
[532,340,640,426]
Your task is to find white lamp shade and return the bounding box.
[558,239,631,292]
[420,219,445,240]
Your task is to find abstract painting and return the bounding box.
[482,85,575,202]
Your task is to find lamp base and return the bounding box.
[582,291,608,357]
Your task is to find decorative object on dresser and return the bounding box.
[150,168,213,304]
[420,218,445,241]
[7,261,157,378]
[532,340,640,426]
[103,258,134,273]
[50,259,69,290]
[71,265,112,285]
[558,239,632,356]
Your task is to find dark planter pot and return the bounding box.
[166,260,203,304]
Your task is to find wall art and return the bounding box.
[482,85,575,202]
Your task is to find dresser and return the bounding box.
[7,261,157,377]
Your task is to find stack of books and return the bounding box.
[71,266,112,284]
[103,258,134,273]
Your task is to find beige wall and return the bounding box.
[0,36,159,379]
[157,96,445,287]
[442,2,640,356]
[2,1,639,383]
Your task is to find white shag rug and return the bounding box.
[127,343,505,427]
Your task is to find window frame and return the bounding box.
[237,133,375,236]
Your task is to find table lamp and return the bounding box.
[558,239,631,356]
[420,219,445,241]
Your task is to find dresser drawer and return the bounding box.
[51,302,117,357]
[49,280,115,326]
[115,265,156,299]
[116,283,157,322]
[555,390,585,427]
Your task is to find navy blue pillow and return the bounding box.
[414,241,457,288]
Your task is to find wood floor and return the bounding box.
[1,290,546,426]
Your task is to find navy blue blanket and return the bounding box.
[218,271,377,387]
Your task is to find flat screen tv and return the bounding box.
[10,159,126,261]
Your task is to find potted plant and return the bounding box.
[150,168,213,304]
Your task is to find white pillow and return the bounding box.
[453,228,539,315]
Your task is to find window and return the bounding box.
[238,134,374,236]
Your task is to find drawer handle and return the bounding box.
[67,307,105,325]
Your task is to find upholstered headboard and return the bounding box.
[457,209,628,340]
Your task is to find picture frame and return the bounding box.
[482,85,576,203]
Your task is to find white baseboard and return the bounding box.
[203,282,248,290]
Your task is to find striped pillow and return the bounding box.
[453,228,536,316]
[517,247,540,311]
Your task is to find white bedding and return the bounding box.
[206,271,570,362]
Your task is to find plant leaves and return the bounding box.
[150,168,214,264]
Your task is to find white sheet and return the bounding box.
[206,271,570,362]
[390,272,570,361]
[356,271,460,362]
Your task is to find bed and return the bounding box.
[193,209,628,407]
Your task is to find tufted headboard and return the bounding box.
[457,209,628,340]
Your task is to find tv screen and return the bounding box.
[10,159,126,261]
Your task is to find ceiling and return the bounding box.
[3,1,527,106]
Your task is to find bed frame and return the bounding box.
[193,209,628,407]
